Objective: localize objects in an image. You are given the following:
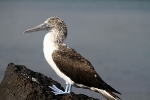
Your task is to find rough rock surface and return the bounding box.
[0,63,99,100]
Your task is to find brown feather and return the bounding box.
[52,44,121,96]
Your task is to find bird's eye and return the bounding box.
[46,24,49,27]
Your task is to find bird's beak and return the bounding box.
[23,23,50,34]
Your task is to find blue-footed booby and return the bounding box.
[24,17,121,100]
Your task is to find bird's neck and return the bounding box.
[43,32,58,57]
[43,28,67,56]
[43,30,65,50]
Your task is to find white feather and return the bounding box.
[43,32,74,85]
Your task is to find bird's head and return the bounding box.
[24,17,67,35]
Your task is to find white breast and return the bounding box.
[43,33,74,85]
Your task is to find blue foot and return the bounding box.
[49,84,72,95]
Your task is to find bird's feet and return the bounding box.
[49,84,72,95]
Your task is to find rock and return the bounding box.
[0,63,99,100]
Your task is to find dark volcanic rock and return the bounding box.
[0,63,98,100]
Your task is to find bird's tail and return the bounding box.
[97,89,121,100]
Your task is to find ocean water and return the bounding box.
[0,0,150,100]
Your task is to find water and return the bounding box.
[0,0,150,99]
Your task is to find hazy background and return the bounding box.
[0,0,150,100]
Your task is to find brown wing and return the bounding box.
[52,45,121,94]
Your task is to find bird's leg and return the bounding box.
[66,84,72,93]
[64,84,69,92]
[49,83,72,95]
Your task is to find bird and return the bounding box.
[24,17,121,100]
